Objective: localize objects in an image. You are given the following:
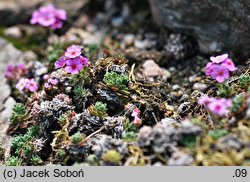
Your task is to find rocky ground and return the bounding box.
[0,0,249,166]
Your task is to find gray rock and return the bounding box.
[22,50,37,62]
[60,28,104,45]
[246,97,250,119]
[168,151,194,166]
[3,26,22,39]
[161,68,171,81]
[0,38,23,108]
[149,0,250,56]
[217,135,243,151]
[0,38,25,158]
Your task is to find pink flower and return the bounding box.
[133,116,142,125]
[55,9,67,20]
[205,62,215,76]
[131,108,142,125]
[48,78,58,85]
[65,58,83,74]
[44,83,52,89]
[80,56,89,66]
[55,56,67,69]
[25,79,38,92]
[211,65,230,83]
[43,74,50,81]
[219,98,232,108]
[198,95,213,105]
[131,108,140,117]
[221,58,237,72]
[38,14,56,27]
[50,19,63,30]
[16,78,28,92]
[199,96,232,117]
[5,65,15,79]
[5,64,28,80]
[65,45,82,59]
[210,54,228,63]
[30,4,67,30]
[30,10,40,24]
[207,101,228,116]
[17,64,27,72]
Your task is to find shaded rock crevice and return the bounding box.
[149,0,250,57]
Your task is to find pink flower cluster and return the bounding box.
[198,95,232,116]
[16,78,39,93]
[131,108,142,125]
[205,54,237,83]
[54,45,88,75]
[30,4,67,30]
[43,75,59,90]
[5,64,28,80]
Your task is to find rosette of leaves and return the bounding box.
[88,101,108,120]
[5,156,22,166]
[208,129,228,140]
[9,126,41,165]
[73,85,92,111]
[239,74,250,90]
[103,71,129,90]
[70,132,85,144]
[230,94,245,114]
[10,103,27,124]
[217,83,235,97]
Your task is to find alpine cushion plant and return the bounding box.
[30,4,67,30]
[54,45,89,75]
[205,54,237,83]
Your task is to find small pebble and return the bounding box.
[123,34,135,46]
[172,84,181,91]
[4,26,22,39]
[169,67,176,72]
[180,94,189,101]
[189,75,196,82]
[142,60,163,78]
[162,68,172,80]
[193,83,208,91]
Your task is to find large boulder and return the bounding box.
[149,0,250,57]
